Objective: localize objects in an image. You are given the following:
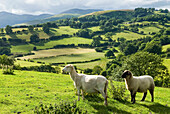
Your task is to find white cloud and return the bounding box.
[0,0,169,14]
[25,0,35,4]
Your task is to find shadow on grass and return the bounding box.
[85,95,131,114]
[91,103,131,114]
[141,102,170,113]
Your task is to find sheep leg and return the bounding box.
[130,91,133,102]
[77,89,80,101]
[131,91,136,104]
[149,89,154,102]
[100,91,108,106]
[141,92,147,101]
[81,90,85,100]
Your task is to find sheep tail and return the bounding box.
[104,80,108,97]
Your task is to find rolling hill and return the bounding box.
[16,8,103,26]
[0,11,52,28]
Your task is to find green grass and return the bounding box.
[111,30,146,40]
[162,44,170,52]
[0,26,78,41]
[36,37,92,50]
[17,48,96,60]
[34,52,105,64]
[51,26,79,36]
[74,58,110,69]
[164,59,170,72]
[0,70,169,113]
[88,26,101,32]
[11,44,35,54]
[11,37,92,54]
[15,60,42,67]
[138,26,160,35]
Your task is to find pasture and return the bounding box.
[15,60,42,67]
[18,48,97,60]
[111,30,146,40]
[34,51,105,64]
[50,26,79,35]
[162,44,170,52]
[0,70,169,113]
[11,37,92,54]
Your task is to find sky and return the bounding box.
[0,0,169,15]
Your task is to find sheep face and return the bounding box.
[122,70,132,78]
[62,64,73,73]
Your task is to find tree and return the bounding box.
[1,28,4,33]
[124,43,138,55]
[91,36,101,47]
[93,65,103,75]
[5,25,13,34]
[124,52,169,87]
[0,54,15,74]
[84,68,93,74]
[30,34,40,43]
[28,25,34,33]
[144,41,162,54]
[105,50,115,58]
[0,47,11,55]
[43,24,49,34]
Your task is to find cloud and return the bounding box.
[0,0,169,15]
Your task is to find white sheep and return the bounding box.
[121,70,155,104]
[62,64,108,106]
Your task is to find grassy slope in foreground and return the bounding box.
[0,70,169,113]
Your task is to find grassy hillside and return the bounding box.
[0,70,169,113]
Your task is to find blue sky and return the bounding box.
[0,0,169,15]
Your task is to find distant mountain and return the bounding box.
[0,11,52,27]
[16,8,103,26]
[22,14,81,26]
[60,8,103,15]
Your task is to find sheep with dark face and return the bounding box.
[62,64,108,106]
[121,70,155,104]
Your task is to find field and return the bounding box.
[11,37,92,54]
[111,30,146,40]
[15,60,42,67]
[162,44,170,52]
[0,26,79,41]
[0,70,169,113]
[34,52,105,64]
[164,59,170,72]
[138,26,160,35]
[74,58,110,69]
[18,48,96,60]
[36,37,92,50]
[51,26,79,35]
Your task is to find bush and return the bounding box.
[3,68,14,75]
[34,100,87,114]
[95,47,103,52]
[109,80,128,101]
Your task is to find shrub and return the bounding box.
[109,80,128,101]
[84,68,93,74]
[95,47,103,52]
[34,100,87,114]
[3,68,14,75]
